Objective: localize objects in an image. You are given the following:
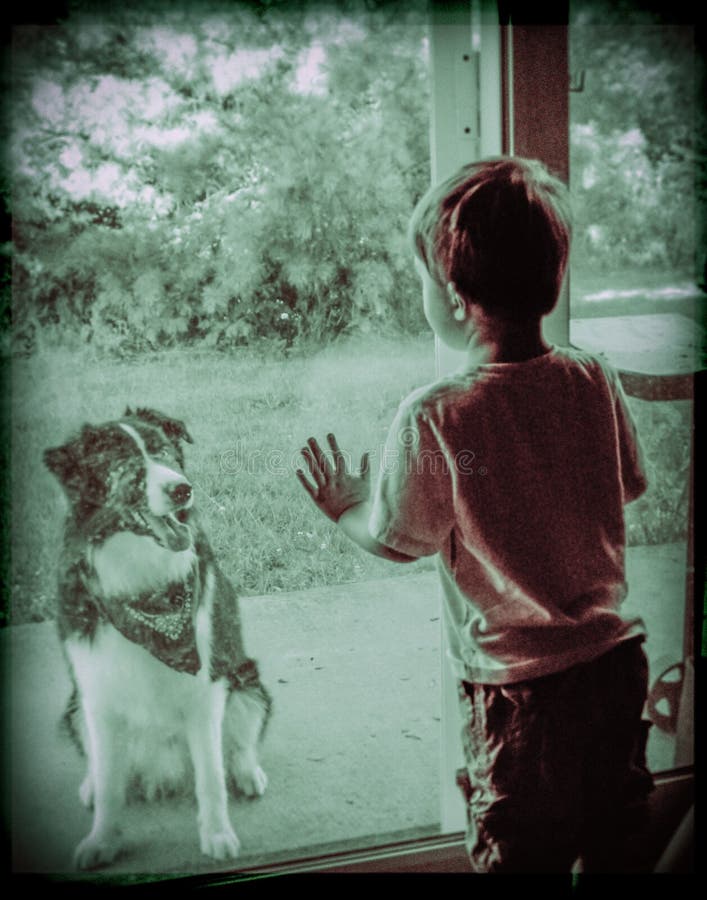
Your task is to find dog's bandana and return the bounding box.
[93,567,263,691]
[123,580,194,642]
[58,546,266,697]
[99,569,202,675]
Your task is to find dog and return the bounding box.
[44,407,271,870]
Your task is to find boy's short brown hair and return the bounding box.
[409,157,571,320]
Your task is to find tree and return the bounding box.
[569,0,704,274]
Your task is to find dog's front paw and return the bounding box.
[199,825,241,861]
[74,829,121,870]
[239,765,268,798]
[232,762,268,798]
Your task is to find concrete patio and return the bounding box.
[6,542,690,877]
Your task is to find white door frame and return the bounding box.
[428,0,570,831]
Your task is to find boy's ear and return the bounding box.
[124,407,194,445]
[446,282,460,303]
[447,282,468,320]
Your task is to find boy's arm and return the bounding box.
[337,501,418,563]
[604,364,649,503]
[296,434,418,564]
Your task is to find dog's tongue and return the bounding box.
[144,512,192,552]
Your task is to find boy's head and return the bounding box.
[409,156,571,322]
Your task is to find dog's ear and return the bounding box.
[128,407,194,445]
[44,442,78,485]
[44,425,103,484]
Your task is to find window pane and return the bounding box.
[8,0,439,874]
[569,0,701,771]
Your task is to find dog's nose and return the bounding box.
[168,482,192,506]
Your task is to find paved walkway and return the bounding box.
[6,543,688,876]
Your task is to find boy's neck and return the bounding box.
[464,310,551,365]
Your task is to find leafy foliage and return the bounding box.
[569,0,704,277]
[7,0,431,354]
[5,0,703,354]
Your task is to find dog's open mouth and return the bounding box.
[137,510,192,552]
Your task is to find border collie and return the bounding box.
[44,407,271,870]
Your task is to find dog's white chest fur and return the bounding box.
[64,567,222,808]
[66,568,216,723]
[66,623,212,731]
[90,532,196,598]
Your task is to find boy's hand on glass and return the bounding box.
[297,434,371,523]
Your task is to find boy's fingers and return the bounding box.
[327,433,345,475]
[360,451,370,477]
[306,437,330,481]
[300,446,323,483]
[296,468,317,498]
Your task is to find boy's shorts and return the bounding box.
[457,637,654,873]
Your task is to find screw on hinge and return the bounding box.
[569,70,586,93]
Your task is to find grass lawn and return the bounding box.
[7,329,691,625]
[8,334,439,624]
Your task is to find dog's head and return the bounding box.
[45,407,195,551]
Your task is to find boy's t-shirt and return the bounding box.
[368,345,648,685]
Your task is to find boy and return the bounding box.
[296,157,654,873]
